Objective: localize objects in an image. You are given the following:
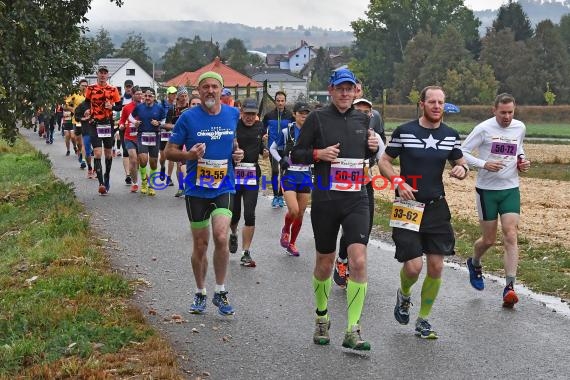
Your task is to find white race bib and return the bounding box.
[160,130,172,142]
[141,132,157,146]
[234,162,257,186]
[96,125,112,138]
[330,158,364,192]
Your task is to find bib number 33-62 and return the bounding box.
[389,198,425,232]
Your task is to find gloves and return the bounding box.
[279,157,290,171]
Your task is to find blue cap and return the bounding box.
[221,88,232,96]
[329,68,357,86]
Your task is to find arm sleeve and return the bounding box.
[461,126,487,168]
[290,112,318,164]
[269,141,282,161]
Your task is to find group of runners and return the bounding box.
[41,66,531,351]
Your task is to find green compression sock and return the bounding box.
[139,166,147,181]
[150,167,158,185]
[313,276,332,314]
[346,280,367,330]
[418,275,442,319]
[400,268,419,297]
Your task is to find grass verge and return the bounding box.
[0,139,184,378]
[372,198,570,301]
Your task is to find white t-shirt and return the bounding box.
[461,117,526,190]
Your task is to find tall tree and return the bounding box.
[114,33,153,74]
[89,28,115,60]
[309,47,334,91]
[443,61,498,104]
[557,14,570,54]
[221,38,249,74]
[0,0,123,144]
[492,0,533,41]
[351,0,480,98]
[480,28,524,94]
[161,36,220,80]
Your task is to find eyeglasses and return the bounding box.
[145,94,155,97]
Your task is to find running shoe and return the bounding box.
[174,189,184,198]
[130,184,139,193]
[104,173,110,192]
[116,151,122,157]
[466,258,484,290]
[212,291,235,316]
[313,315,331,345]
[125,175,132,185]
[167,176,174,186]
[78,153,83,164]
[502,282,519,308]
[140,180,148,194]
[66,150,70,156]
[287,243,300,257]
[271,197,279,208]
[98,184,107,195]
[229,233,238,254]
[148,188,156,196]
[80,160,86,169]
[342,324,371,351]
[240,250,256,267]
[415,318,438,339]
[333,258,349,288]
[189,293,207,314]
[159,170,166,181]
[394,288,412,325]
[278,196,285,208]
[280,227,290,249]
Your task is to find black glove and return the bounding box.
[279,157,290,171]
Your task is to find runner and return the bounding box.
[229,98,268,267]
[378,85,469,339]
[270,101,312,257]
[118,86,143,192]
[165,71,243,316]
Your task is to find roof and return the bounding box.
[95,58,130,76]
[288,40,311,58]
[251,71,306,83]
[165,57,261,88]
[266,53,287,66]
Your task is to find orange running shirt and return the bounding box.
[85,83,120,122]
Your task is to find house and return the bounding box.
[165,57,261,99]
[269,40,317,73]
[85,58,160,95]
[251,70,308,101]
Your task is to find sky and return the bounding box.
[86,0,526,31]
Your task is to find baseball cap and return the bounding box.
[221,88,232,97]
[242,98,258,113]
[197,71,224,86]
[329,68,357,86]
[353,98,372,107]
[166,86,177,94]
[97,65,109,73]
[124,79,134,87]
[293,102,311,113]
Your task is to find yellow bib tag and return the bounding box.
[389,198,425,232]
[196,159,228,189]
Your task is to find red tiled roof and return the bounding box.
[165,57,261,88]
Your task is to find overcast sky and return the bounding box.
[86,0,524,31]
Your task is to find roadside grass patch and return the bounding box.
[520,162,570,181]
[0,138,183,378]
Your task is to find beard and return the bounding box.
[204,99,216,109]
[423,110,443,123]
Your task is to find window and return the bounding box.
[295,54,299,58]
[126,69,135,76]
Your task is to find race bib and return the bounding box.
[141,132,157,146]
[96,125,112,138]
[160,130,172,142]
[489,136,518,163]
[234,162,257,186]
[128,125,137,137]
[196,159,228,189]
[331,158,364,192]
[287,164,311,172]
[389,198,425,232]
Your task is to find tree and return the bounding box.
[480,28,525,94]
[492,0,533,41]
[0,0,123,144]
[89,28,115,60]
[557,14,570,54]
[309,47,334,91]
[114,33,153,74]
[221,38,249,74]
[443,61,498,104]
[351,0,480,98]
[161,36,220,80]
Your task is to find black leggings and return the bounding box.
[338,183,375,260]
[231,186,259,226]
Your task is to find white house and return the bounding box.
[85,58,160,95]
[251,71,308,101]
[279,40,317,73]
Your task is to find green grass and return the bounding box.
[0,138,165,377]
[520,162,570,181]
[385,121,570,139]
[372,198,570,300]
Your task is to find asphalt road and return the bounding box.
[23,128,570,380]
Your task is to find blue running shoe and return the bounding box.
[212,291,235,316]
[278,196,285,208]
[467,258,484,290]
[415,318,438,339]
[189,293,207,314]
[104,173,110,192]
[394,288,412,325]
[271,197,279,208]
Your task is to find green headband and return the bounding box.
[198,71,224,86]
